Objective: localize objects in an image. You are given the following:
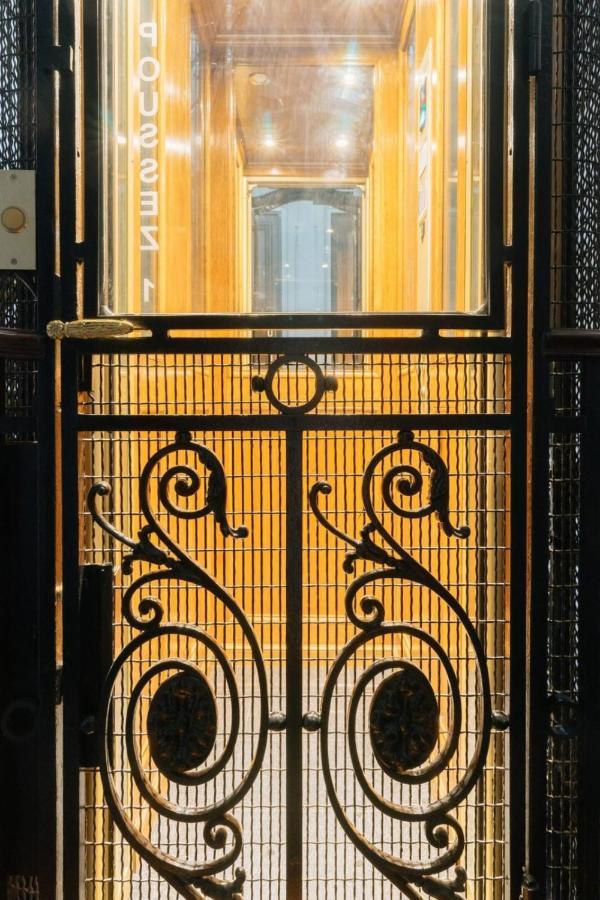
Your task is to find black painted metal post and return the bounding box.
[286,428,304,899]
[60,341,83,898]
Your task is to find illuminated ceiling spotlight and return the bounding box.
[342,68,357,86]
[334,134,351,150]
[249,72,271,86]
[263,134,277,148]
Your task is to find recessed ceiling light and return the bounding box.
[343,69,357,86]
[250,72,270,86]
[335,135,351,150]
[263,134,276,148]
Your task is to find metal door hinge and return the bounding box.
[48,44,74,73]
[528,0,543,76]
[47,319,137,340]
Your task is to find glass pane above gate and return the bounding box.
[98,0,494,320]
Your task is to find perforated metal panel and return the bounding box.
[545,1,600,894]
[552,0,600,330]
[0,0,38,443]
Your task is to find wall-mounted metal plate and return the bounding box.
[0,170,36,270]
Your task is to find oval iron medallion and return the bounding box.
[147,672,218,777]
[369,667,439,778]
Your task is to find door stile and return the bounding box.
[59,339,87,900]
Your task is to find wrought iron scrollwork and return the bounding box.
[251,354,338,414]
[310,431,492,899]
[90,431,268,900]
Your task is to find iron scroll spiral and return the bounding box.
[310,431,493,899]
[89,432,268,900]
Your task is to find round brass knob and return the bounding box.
[1,206,27,234]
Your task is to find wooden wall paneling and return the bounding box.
[456,0,470,313]
[206,59,238,314]
[399,3,417,317]
[158,0,193,313]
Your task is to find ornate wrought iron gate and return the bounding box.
[55,337,523,899]
[2,0,598,894]
[48,0,533,897]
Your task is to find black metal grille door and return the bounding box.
[64,346,514,899]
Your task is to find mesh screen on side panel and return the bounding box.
[552,1,600,329]
[546,426,581,899]
[548,2,593,892]
[6,876,40,900]
[0,0,38,443]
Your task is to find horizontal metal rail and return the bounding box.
[543,330,600,358]
[76,413,514,432]
[66,335,513,356]
[0,329,44,359]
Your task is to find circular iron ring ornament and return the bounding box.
[369,667,439,778]
[252,355,338,414]
[148,671,218,777]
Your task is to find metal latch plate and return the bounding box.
[0,170,36,271]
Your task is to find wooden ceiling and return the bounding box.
[234,64,374,171]
[198,0,404,43]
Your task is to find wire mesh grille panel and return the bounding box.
[0,0,36,170]
[77,351,512,898]
[6,876,40,900]
[80,429,287,899]
[545,429,581,899]
[302,430,510,899]
[0,0,38,446]
[548,2,592,892]
[81,353,511,418]
[552,0,600,329]
[0,0,37,331]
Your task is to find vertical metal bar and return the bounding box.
[82,0,99,317]
[487,0,508,329]
[60,341,83,898]
[286,428,303,899]
[523,0,554,893]
[510,0,538,893]
[57,0,78,324]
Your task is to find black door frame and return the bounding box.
[7,0,587,895]
[52,2,532,897]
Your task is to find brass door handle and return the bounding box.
[47,318,137,340]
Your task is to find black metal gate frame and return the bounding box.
[50,0,541,896]
[57,330,529,900]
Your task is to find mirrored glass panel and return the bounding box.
[100,0,491,318]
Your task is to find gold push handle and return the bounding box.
[47,319,137,340]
